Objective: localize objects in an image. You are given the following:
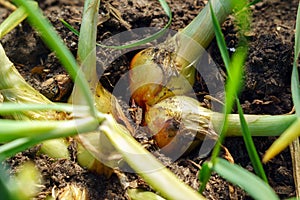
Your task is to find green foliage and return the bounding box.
[0,2,36,38]
[198,162,212,193]
[199,1,271,197]
[0,162,41,200]
[292,0,300,111]
[236,98,268,182]
[0,165,19,200]
[213,158,279,200]
[12,0,96,116]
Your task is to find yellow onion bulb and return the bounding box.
[129,47,196,109]
[145,95,218,155]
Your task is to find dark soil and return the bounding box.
[0,0,298,199]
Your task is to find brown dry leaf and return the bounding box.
[53,183,88,200]
[105,2,131,29]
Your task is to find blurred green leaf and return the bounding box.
[213,158,279,200]
[0,117,99,161]
[0,163,24,200]
[0,2,37,39]
[0,103,89,114]
[248,0,262,7]
[263,118,300,163]
[198,162,212,193]
[0,164,20,200]
[236,98,268,182]
[61,0,172,50]
[291,1,300,116]
[209,0,267,186]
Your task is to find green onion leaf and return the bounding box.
[291,2,300,116]
[236,98,268,182]
[198,162,212,193]
[11,0,96,116]
[61,0,172,50]
[0,2,37,39]
[213,158,279,200]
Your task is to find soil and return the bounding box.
[0,0,298,199]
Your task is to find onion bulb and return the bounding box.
[145,95,218,155]
[129,0,233,109]
[129,44,195,109]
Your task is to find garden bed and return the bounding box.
[0,0,297,199]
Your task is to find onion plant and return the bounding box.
[0,0,298,199]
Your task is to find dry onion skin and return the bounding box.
[52,183,88,200]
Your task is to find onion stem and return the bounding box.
[214,112,297,137]
[178,0,233,60]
